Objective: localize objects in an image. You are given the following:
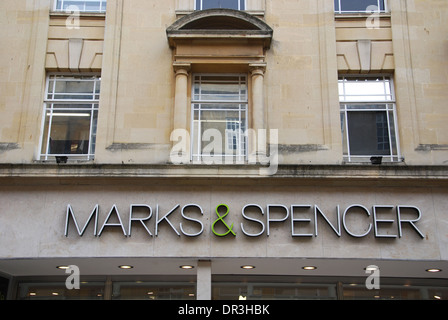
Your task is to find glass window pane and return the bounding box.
[339,77,393,102]
[55,0,107,13]
[388,109,398,156]
[192,75,247,161]
[343,285,421,300]
[41,111,52,156]
[340,112,349,156]
[18,282,104,300]
[337,0,385,12]
[202,0,221,9]
[54,82,95,100]
[49,76,100,101]
[194,109,246,157]
[213,283,337,300]
[85,2,102,11]
[45,111,93,155]
[199,0,244,10]
[338,76,398,160]
[41,75,100,160]
[62,1,80,10]
[193,75,247,101]
[112,282,195,300]
[346,111,391,156]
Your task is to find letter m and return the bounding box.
[65,204,99,237]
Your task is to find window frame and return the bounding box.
[334,0,388,14]
[53,0,107,13]
[39,74,101,162]
[338,75,401,163]
[191,74,249,163]
[195,0,246,11]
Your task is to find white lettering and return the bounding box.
[178,304,213,317]
[64,203,425,239]
[291,205,313,237]
[128,204,153,237]
[266,204,289,237]
[98,205,127,237]
[180,204,204,237]
[342,204,372,238]
[65,204,99,236]
[222,304,270,315]
[155,204,181,237]
[397,206,425,239]
[241,204,265,237]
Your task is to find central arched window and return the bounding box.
[195,0,245,11]
[167,9,272,164]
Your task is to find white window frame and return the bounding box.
[334,0,388,14]
[39,74,101,161]
[191,74,248,163]
[54,0,107,13]
[339,75,401,163]
[195,0,246,11]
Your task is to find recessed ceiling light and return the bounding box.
[365,266,379,271]
[302,266,317,270]
[241,265,255,270]
[118,265,134,269]
[426,268,442,273]
[56,265,70,270]
[434,295,442,300]
[180,265,195,270]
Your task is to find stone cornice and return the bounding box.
[0,163,447,187]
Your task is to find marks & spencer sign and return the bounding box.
[64,202,425,239]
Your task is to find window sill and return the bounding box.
[342,156,404,165]
[50,11,106,19]
[334,12,391,19]
[36,158,95,164]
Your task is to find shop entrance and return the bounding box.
[0,276,9,300]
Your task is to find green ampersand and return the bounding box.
[212,204,236,237]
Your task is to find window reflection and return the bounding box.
[40,75,100,161]
[334,0,386,13]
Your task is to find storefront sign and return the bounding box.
[64,203,425,239]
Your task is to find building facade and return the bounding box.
[0,0,447,300]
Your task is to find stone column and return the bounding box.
[171,62,191,162]
[173,62,191,131]
[249,63,267,160]
[196,260,212,300]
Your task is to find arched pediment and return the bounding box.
[167,9,273,48]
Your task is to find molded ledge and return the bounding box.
[167,9,273,48]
